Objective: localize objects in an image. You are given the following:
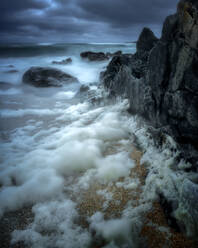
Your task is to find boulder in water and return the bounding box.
[22,67,78,87]
[79,84,90,93]
[52,58,72,65]
[75,85,90,101]
[80,51,108,61]
[6,65,15,68]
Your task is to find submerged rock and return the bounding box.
[52,58,72,65]
[23,67,78,87]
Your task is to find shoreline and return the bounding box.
[1,144,197,247]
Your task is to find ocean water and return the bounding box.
[0,43,196,247]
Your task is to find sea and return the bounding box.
[0,43,194,247]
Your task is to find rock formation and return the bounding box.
[102,0,198,165]
[80,51,123,61]
[23,67,78,87]
[101,0,198,238]
[81,51,109,61]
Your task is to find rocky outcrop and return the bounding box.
[106,51,122,57]
[81,51,108,61]
[80,51,123,61]
[75,84,90,101]
[23,67,78,87]
[101,0,198,238]
[52,58,72,65]
[136,27,159,52]
[102,0,198,163]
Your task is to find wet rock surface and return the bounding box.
[22,66,78,87]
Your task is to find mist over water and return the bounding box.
[0,43,195,247]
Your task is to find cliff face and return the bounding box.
[101,0,198,239]
[102,0,198,164]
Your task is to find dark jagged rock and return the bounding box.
[80,51,108,61]
[81,51,124,62]
[106,51,122,58]
[23,67,78,87]
[136,27,159,53]
[52,58,72,65]
[75,84,103,104]
[75,85,90,101]
[101,0,198,238]
[162,14,178,41]
[79,84,90,93]
[102,0,198,161]
[102,55,133,93]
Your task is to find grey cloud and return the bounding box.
[77,0,178,27]
[0,0,179,43]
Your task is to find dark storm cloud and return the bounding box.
[1,0,48,13]
[77,0,177,27]
[0,0,179,43]
[0,0,49,37]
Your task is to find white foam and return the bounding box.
[95,152,135,182]
[89,212,133,246]
[12,200,91,248]
[55,91,75,100]
[0,169,64,216]
[58,56,107,84]
[0,101,132,215]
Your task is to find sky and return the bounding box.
[0,0,179,44]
